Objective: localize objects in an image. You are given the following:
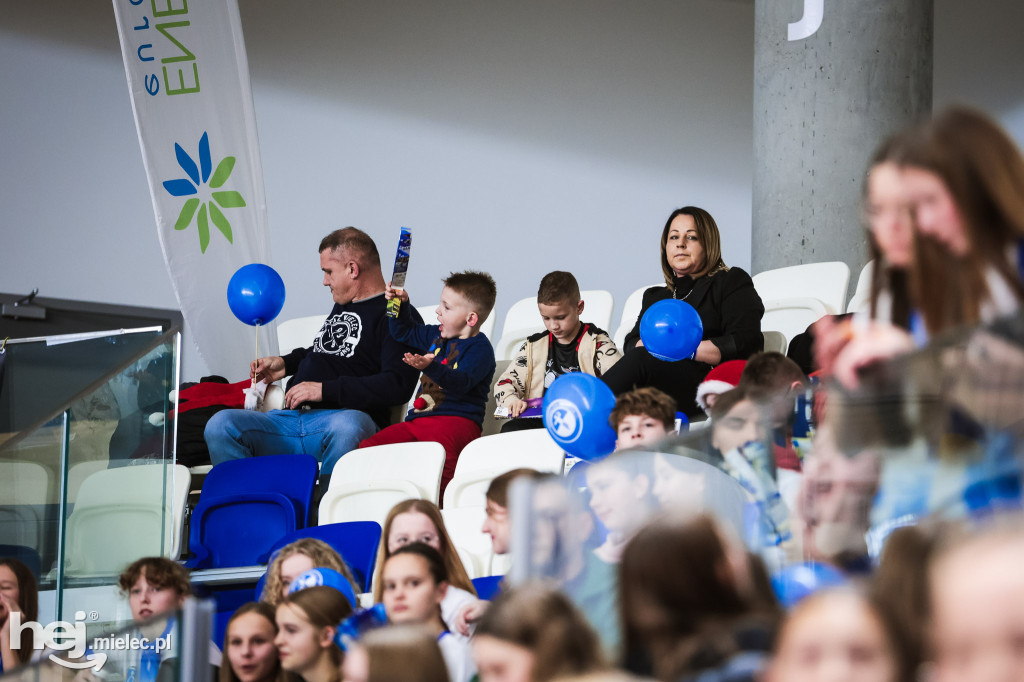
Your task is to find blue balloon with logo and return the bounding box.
[771,561,847,608]
[287,567,357,610]
[543,372,617,461]
[227,263,286,326]
[639,299,703,362]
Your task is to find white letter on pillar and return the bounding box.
[788,0,824,41]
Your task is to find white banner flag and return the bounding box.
[113,0,277,376]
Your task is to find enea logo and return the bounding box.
[545,398,583,444]
[162,131,246,253]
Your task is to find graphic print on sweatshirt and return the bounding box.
[313,311,363,357]
[413,339,461,413]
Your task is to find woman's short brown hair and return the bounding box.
[659,206,728,287]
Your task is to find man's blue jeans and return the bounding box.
[204,408,378,476]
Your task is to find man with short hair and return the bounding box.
[205,227,421,482]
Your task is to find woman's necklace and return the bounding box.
[672,277,695,301]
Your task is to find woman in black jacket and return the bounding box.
[604,206,764,418]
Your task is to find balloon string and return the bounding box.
[254,322,260,388]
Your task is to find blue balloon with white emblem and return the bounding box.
[227,263,286,326]
[639,299,703,362]
[770,562,847,608]
[286,567,357,609]
[542,372,617,461]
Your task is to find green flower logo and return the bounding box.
[162,132,245,253]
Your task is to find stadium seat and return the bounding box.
[753,262,850,348]
[66,460,108,504]
[258,521,382,594]
[65,463,191,575]
[762,330,788,355]
[846,260,874,314]
[0,460,52,556]
[442,430,565,509]
[185,454,318,569]
[276,314,328,356]
[759,297,830,350]
[0,545,42,580]
[482,360,512,437]
[317,442,445,526]
[472,575,504,600]
[441,506,494,580]
[612,284,663,349]
[494,290,614,361]
[753,261,851,314]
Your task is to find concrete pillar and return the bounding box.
[753,0,933,294]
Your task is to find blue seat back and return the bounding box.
[186,454,318,569]
[472,575,504,600]
[255,521,383,597]
[201,454,318,512]
[0,544,43,580]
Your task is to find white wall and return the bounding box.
[934,0,1024,139]
[1,0,1022,381]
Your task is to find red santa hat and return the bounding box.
[695,359,746,415]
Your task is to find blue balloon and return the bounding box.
[287,567,357,610]
[771,562,847,608]
[543,373,617,461]
[639,299,703,362]
[227,264,286,326]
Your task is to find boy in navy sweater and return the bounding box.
[359,271,497,496]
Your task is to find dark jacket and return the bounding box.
[623,268,764,362]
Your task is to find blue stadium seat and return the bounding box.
[0,544,42,580]
[255,521,383,596]
[472,575,503,601]
[185,454,318,569]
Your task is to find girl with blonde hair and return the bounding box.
[372,500,477,631]
[262,538,359,607]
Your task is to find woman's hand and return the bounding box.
[694,340,721,365]
[832,322,914,390]
[812,315,854,377]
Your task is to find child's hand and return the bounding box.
[507,397,528,418]
[403,352,435,370]
[385,281,410,303]
[454,599,489,636]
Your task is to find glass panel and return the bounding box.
[0,329,180,629]
[508,401,781,656]
[0,328,167,439]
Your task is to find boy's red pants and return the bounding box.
[358,415,481,502]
